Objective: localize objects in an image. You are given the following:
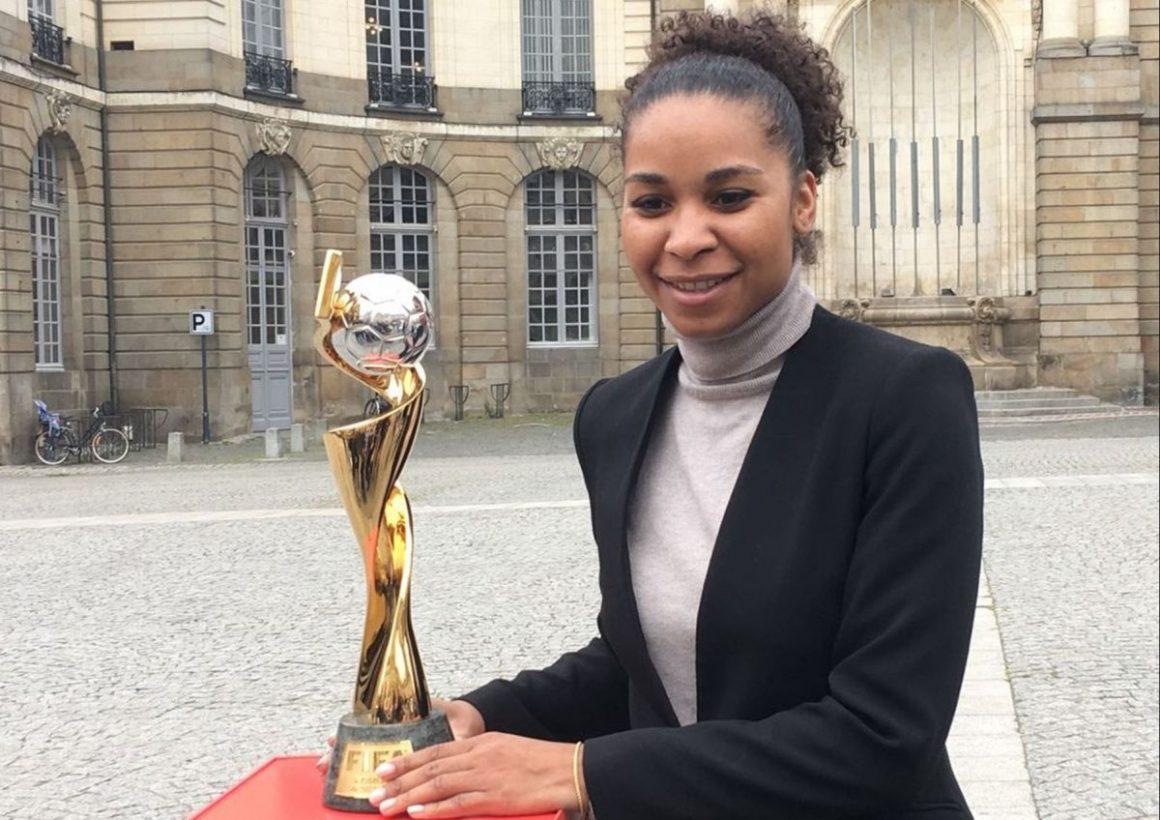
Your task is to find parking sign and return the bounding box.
[190,310,215,335]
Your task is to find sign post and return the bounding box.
[190,309,215,444]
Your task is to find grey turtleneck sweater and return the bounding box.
[626,262,817,726]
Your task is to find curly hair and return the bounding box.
[624,10,849,180]
[621,11,850,261]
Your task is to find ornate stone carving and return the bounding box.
[46,89,71,134]
[836,298,870,323]
[969,295,1000,355]
[256,118,292,155]
[1031,0,1042,41]
[536,138,583,170]
[382,132,429,166]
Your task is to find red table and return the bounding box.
[192,755,564,820]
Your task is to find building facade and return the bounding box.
[0,0,1156,463]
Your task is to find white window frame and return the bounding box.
[31,136,63,370]
[521,0,593,85]
[525,170,597,347]
[243,0,285,58]
[366,0,428,75]
[369,166,436,348]
[244,157,290,348]
[28,0,54,21]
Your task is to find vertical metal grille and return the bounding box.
[835,0,996,298]
[526,170,596,344]
[244,159,289,347]
[243,0,284,57]
[30,137,62,368]
[369,166,434,300]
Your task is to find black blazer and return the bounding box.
[462,307,984,820]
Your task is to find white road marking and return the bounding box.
[0,474,1153,532]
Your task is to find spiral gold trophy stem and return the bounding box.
[315,250,451,812]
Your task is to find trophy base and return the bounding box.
[324,709,454,813]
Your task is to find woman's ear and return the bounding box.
[792,170,818,235]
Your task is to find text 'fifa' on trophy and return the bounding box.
[314,250,452,812]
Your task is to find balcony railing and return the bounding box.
[244,51,295,97]
[521,81,596,116]
[368,68,436,110]
[30,14,65,65]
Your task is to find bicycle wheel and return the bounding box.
[91,427,130,464]
[34,430,74,466]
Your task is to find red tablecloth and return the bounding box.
[191,755,564,820]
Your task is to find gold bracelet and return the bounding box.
[571,741,588,816]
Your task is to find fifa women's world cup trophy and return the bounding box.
[313,250,452,812]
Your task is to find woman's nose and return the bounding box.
[663,205,717,260]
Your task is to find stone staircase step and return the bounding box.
[975,396,1103,410]
[974,387,1081,402]
[976,404,1122,418]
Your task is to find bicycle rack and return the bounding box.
[489,383,511,419]
[448,385,471,421]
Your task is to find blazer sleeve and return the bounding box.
[581,346,984,819]
[457,379,631,742]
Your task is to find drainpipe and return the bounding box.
[650,0,664,356]
[95,0,119,410]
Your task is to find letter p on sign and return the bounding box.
[190,309,215,335]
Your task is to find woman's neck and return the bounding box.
[669,259,816,385]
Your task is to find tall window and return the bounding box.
[521,0,594,115]
[525,170,596,344]
[30,136,62,368]
[29,0,65,64]
[370,166,434,301]
[366,0,433,108]
[243,0,292,95]
[244,158,289,348]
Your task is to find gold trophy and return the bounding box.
[314,250,452,812]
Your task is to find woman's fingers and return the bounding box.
[315,735,337,773]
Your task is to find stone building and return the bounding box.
[0,0,1156,463]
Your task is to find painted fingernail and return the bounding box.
[368,788,387,804]
[407,806,425,815]
[376,762,396,777]
[378,798,396,815]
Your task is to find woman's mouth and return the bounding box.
[661,273,737,293]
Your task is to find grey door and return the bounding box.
[245,223,292,430]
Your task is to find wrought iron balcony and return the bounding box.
[521,81,596,116]
[30,14,65,65]
[368,68,436,110]
[244,51,295,97]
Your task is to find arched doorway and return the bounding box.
[243,155,293,430]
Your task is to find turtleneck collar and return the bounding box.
[666,258,817,387]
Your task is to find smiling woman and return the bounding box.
[353,10,985,820]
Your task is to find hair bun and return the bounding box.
[632,10,849,180]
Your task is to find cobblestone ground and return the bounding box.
[0,414,1156,819]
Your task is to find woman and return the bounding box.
[361,11,983,819]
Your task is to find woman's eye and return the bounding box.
[631,195,669,213]
[713,189,753,208]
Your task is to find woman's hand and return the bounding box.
[315,699,487,773]
[368,733,580,817]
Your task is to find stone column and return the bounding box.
[1038,0,1085,58]
[1033,0,1145,403]
[1090,0,1137,56]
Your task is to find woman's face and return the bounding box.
[621,94,817,339]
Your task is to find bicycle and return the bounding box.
[34,400,131,465]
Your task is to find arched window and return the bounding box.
[525,169,596,344]
[369,166,434,300]
[30,136,62,368]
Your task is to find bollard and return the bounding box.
[167,431,185,463]
[290,423,305,453]
[265,427,283,459]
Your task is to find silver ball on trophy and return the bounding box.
[331,273,432,374]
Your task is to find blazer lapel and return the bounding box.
[695,308,840,717]
[603,348,682,727]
